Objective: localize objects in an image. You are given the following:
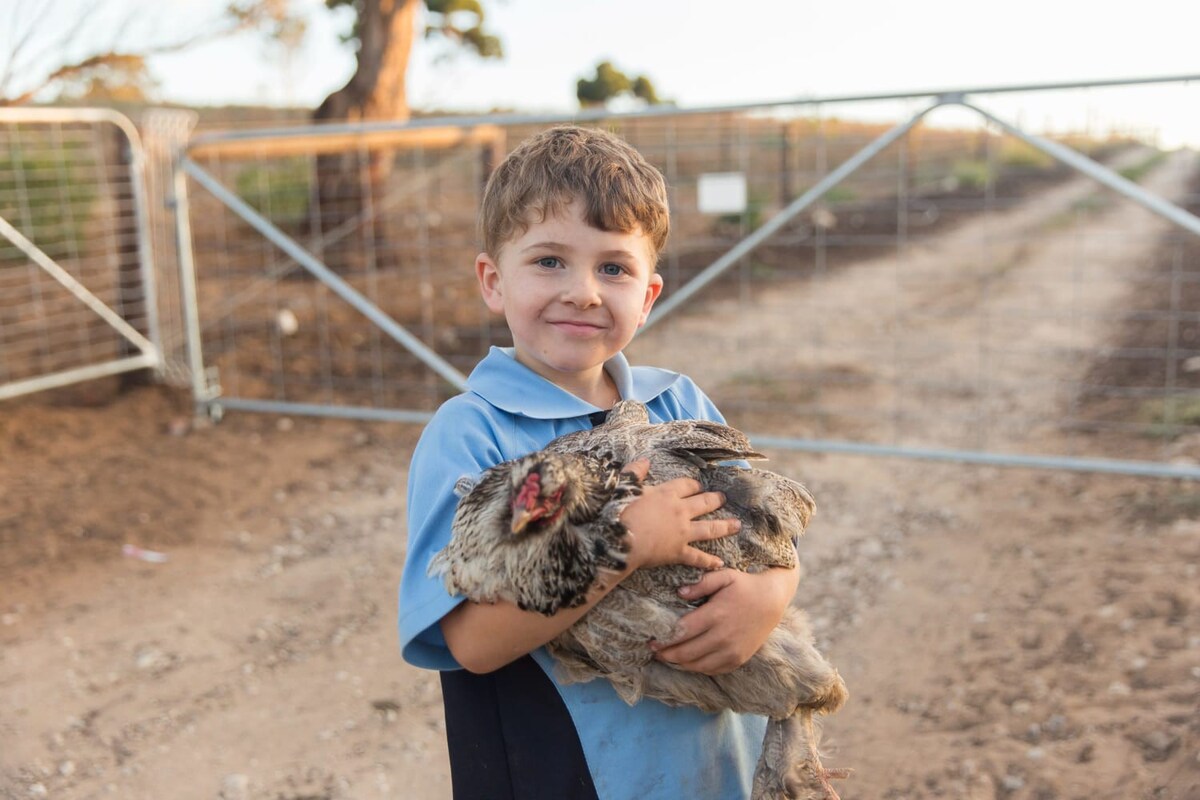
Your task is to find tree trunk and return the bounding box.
[310,0,418,264]
[314,0,417,124]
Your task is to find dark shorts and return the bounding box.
[441,655,600,800]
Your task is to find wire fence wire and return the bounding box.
[174,82,1200,475]
[0,79,1175,477]
[0,111,159,399]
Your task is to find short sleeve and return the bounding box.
[656,374,726,424]
[399,396,505,670]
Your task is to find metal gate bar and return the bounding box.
[0,107,161,400]
[750,436,1200,480]
[0,215,159,400]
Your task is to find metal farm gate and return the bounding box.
[0,108,162,400]
[13,76,1196,480]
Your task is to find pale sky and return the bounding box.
[15,0,1200,145]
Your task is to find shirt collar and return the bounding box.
[467,347,680,419]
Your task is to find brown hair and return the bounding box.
[478,126,670,262]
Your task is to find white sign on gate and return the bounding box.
[697,172,748,214]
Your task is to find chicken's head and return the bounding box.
[508,453,581,536]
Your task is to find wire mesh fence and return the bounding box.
[174,80,1200,475]
[0,110,158,399]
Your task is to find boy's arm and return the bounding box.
[442,464,737,674]
[440,570,624,674]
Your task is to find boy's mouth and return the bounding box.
[548,320,606,335]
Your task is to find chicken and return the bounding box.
[429,400,849,799]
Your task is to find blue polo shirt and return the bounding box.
[400,347,766,799]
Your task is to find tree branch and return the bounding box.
[0,0,61,96]
[0,0,306,106]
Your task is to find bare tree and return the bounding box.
[0,0,302,106]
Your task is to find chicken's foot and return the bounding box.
[751,708,848,800]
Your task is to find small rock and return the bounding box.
[166,417,191,437]
[58,760,75,777]
[1108,681,1131,696]
[858,538,885,559]
[1001,774,1024,791]
[1133,729,1180,762]
[28,784,47,798]
[277,309,299,336]
[1043,714,1068,738]
[221,773,249,800]
[134,646,170,671]
[276,417,294,432]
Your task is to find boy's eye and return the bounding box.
[536,256,561,269]
[600,263,625,276]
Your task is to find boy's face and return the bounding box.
[476,198,664,394]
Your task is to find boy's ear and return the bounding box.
[639,273,664,326]
[476,252,505,314]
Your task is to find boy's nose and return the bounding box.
[561,272,602,307]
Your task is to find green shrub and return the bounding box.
[1138,396,1200,439]
[998,140,1055,170]
[822,186,859,205]
[1118,151,1167,184]
[233,157,313,222]
[951,158,992,191]
[0,148,96,263]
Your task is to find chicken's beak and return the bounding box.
[510,508,536,535]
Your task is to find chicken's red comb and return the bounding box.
[515,471,541,509]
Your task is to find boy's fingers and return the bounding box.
[666,477,703,497]
[686,491,728,518]
[678,568,734,600]
[691,518,740,540]
[681,546,724,571]
[621,458,650,479]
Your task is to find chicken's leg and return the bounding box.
[750,708,849,800]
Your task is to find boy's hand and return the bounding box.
[650,563,800,675]
[618,459,737,571]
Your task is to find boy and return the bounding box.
[399,126,801,799]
